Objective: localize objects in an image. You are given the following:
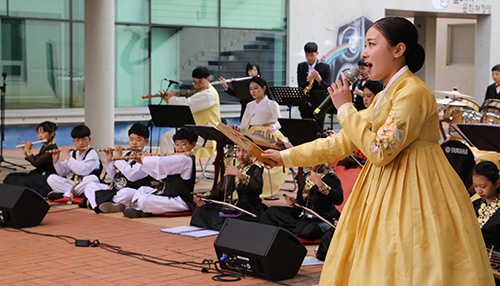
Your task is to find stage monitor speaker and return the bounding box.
[213,218,307,281]
[0,184,50,228]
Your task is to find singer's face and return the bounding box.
[362,27,400,84]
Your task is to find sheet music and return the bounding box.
[160,225,219,238]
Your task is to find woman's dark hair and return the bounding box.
[249,76,269,96]
[128,123,149,139]
[37,121,57,133]
[71,124,91,138]
[172,128,198,144]
[372,17,425,73]
[473,161,500,185]
[363,80,383,95]
[245,62,261,76]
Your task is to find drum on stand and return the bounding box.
[480,99,500,125]
[449,109,481,125]
[442,97,480,121]
[441,140,475,189]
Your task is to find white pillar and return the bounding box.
[475,15,492,103]
[414,16,436,90]
[84,0,114,152]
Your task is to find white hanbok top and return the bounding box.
[240,96,281,132]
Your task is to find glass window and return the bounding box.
[151,0,218,27]
[72,22,85,107]
[72,0,84,21]
[115,25,150,108]
[217,29,286,103]
[149,27,219,104]
[221,0,286,30]
[0,0,6,16]
[2,20,70,109]
[9,0,70,20]
[116,0,149,24]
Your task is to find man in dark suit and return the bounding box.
[484,64,500,102]
[297,42,331,131]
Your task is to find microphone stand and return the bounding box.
[148,79,172,153]
[0,72,26,170]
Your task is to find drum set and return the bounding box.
[436,89,500,191]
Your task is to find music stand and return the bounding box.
[452,123,500,152]
[147,104,196,152]
[185,124,232,189]
[230,79,252,102]
[148,104,195,127]
[278,118,322,146]
[269,86,308,118]
[0,72,25,170]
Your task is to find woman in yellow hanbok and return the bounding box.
[263,17,494,285]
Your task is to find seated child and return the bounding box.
[3,121,58,197]
[46,124,102,201]
[123,128,198,218]
[84,123,153,213]
[260,164,343,240]
[190,145,266,230]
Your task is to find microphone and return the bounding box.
[312,67,360,119]
[164,78,183,87]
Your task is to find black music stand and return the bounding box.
[231,79,252,101]
[185,124,232,189]
[148,104,195,127]
[269,86,308,118]
[278,118,322,146]
[453,123,500,152]
[0,72,25,170]
[147,104,195,152]
[278,118,323,193]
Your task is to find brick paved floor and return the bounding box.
[0,149,323,285]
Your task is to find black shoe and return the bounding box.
[78,197,88,208]
[123,208,152,218]
[47,191,64,201]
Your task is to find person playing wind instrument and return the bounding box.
[123,128,198,218]
[190,144,266,230]
[297,41,331,131]
[82,123,153,214]
[159,66,221,158]
[46,124,102,202]
[3,121,59,197]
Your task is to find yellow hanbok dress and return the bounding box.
[281,69,494,285]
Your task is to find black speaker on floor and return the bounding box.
[0,184,50,228]
[213,218,307,281]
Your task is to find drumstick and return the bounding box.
[15,139,48,148]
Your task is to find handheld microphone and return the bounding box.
[312,67,360,119]
[164,78,183,87]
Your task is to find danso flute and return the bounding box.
[111,151,193,161]
[46,148,89,154]
[98,147,143,152]
[210,76,253,86]
[142,89,198,99]
[15,139,48,148]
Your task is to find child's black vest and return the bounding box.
[71,148,103,181]
[111,150,152,190]
[157,155,196,210]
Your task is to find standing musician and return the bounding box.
[484,64,500,101]
[123,128,198,218]
[297,41,332,131]
[259,163,343,240]
[83,123,153,214]
[46,124,102,201]
[218,61,261,120]
[159,66,221,157]
[190,145,266,230]
[3,121,58,197]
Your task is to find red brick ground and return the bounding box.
[0,150,323,285]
